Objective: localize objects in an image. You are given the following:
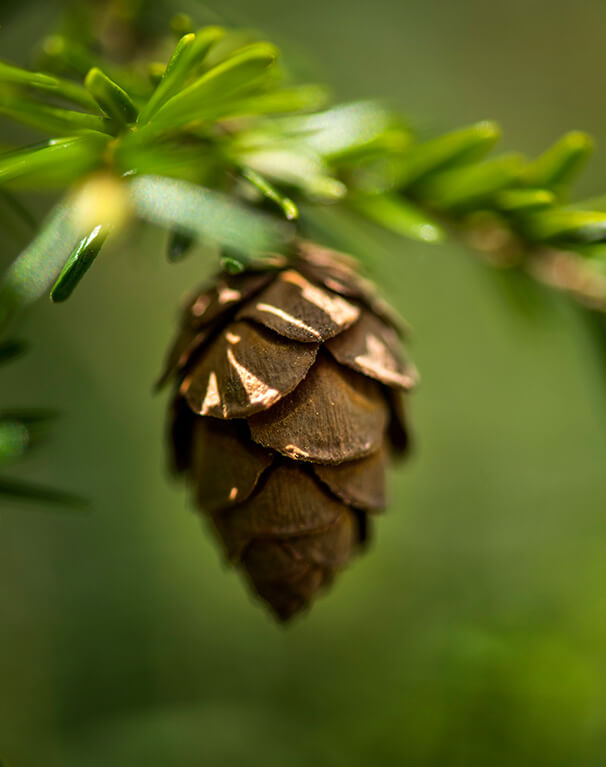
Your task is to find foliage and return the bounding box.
[0,5,605,505]
[0,338,85,507]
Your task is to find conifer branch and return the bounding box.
[0,6,605,507]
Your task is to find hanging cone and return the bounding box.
[160,241,417,621]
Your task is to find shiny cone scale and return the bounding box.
[161,243,417,621]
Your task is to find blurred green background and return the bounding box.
[2,1,606,765]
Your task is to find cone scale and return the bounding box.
[160,242,417,621]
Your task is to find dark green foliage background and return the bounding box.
[2,1,606,764]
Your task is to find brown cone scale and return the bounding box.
[161,242,416,621]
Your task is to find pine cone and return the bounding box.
[160,242,417,621]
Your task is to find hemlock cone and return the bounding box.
[160,242,417,621]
